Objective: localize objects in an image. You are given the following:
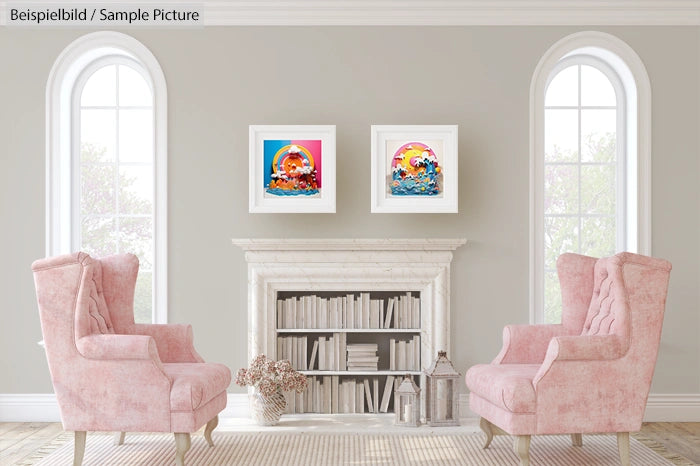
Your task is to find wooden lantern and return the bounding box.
[394,374,421,427]
[424,350,460,426]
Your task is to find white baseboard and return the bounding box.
[2,392,699,423]
[221,393,250,418]
[644,394,700,421]
[0,394,62,422]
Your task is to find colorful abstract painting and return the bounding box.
[263,140,322,196]
[387,140,443,196]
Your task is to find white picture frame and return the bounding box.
[371,125,458,213]
[249,125,336,213]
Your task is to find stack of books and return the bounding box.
[346,343,379,371]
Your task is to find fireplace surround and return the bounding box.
[232,239,466,372]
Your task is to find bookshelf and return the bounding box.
[276,291,422,415]
[233,238,466,422]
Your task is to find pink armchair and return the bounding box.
[465,252,671,466]
[32,252,231,466]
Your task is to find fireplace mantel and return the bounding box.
[232,238,466,368]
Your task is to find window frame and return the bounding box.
[530,31,652,324]
[46,31,168,324]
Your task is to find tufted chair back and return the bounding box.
[581,254,630,339]
[74,253,115,339]
[32,252,119,405]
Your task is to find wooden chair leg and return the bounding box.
[204,415,219,447]
[174,432,191,466]
[617,432,631,466]
[114,432,126,446]
[73,431,86,466]
[513,435,531,466]
[479,417,495,449]
[571,433,583,446]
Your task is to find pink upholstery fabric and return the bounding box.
[32,252,231,434]
[164,363,232,411]
[134,324,205,363]
[492,324,569,364]
[465,364,539,413]
[469,393,536,435]
[466,252,671,436]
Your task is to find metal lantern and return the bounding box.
[394,374,421,427]
[424,350,460,426]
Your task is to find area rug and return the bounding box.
[28,431,679,466]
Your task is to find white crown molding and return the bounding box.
[2,1,700,26]
[232,238,467,252]
[2,392,699,422]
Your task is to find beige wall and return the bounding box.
[1,26,697,395]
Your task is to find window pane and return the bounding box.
[134,271,153,324]
[545,109,578,162]
[81,109,116,161]
[545,165,579,214]
[119,165,153,215]
[544,216,579,269]
[581,216,616,258]
[581,65,616,107]
[544,271,562,324]
[81,65,116,107]
[119,217,153,269]
[581,109,616,162]
[80,157,115,215]
[81,216,117,257]
[545,65,578,107]
[119,109,153,164]
[119,65,152,107]
[581,165,616,215]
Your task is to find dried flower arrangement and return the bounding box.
[235,354,308,397]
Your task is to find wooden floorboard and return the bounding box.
[639,422,700,464]
[0,422,699,465]
[0,423,64,465]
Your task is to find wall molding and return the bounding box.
[0,394,62,422]
[3,392,699,423]
[2,1,700,26]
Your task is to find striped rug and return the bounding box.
[33,431,674,465]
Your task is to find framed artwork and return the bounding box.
[249,125,336,213]
[371,125,458,213]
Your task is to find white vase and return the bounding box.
[251,389,287,426]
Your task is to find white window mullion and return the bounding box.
[114,64,121,255]
[577,64,583,255]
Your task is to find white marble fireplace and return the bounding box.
[232,238,466,370]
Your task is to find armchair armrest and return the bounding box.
[545,334,627,362]
[132,323,204,363]
[76,334,161,361]
[533,334,627,386]
[493,324,569,364]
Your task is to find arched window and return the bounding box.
[531,31,651,323]
[46,32,167,323]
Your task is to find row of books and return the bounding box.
[276,292,420,329]
[278,334,422,372]
[278,334,348,371]
[389,336,421,371]
[284,375,400,414]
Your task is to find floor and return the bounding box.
[0,420,699,465]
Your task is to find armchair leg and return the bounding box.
[204,415,219,447]
[479,417,495,449]
[617,432,631,466]
[73,431,86,466]
[174,432,191,466]
[513,435,531,466]
[571,433,583,446]
[114,432,126,446]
